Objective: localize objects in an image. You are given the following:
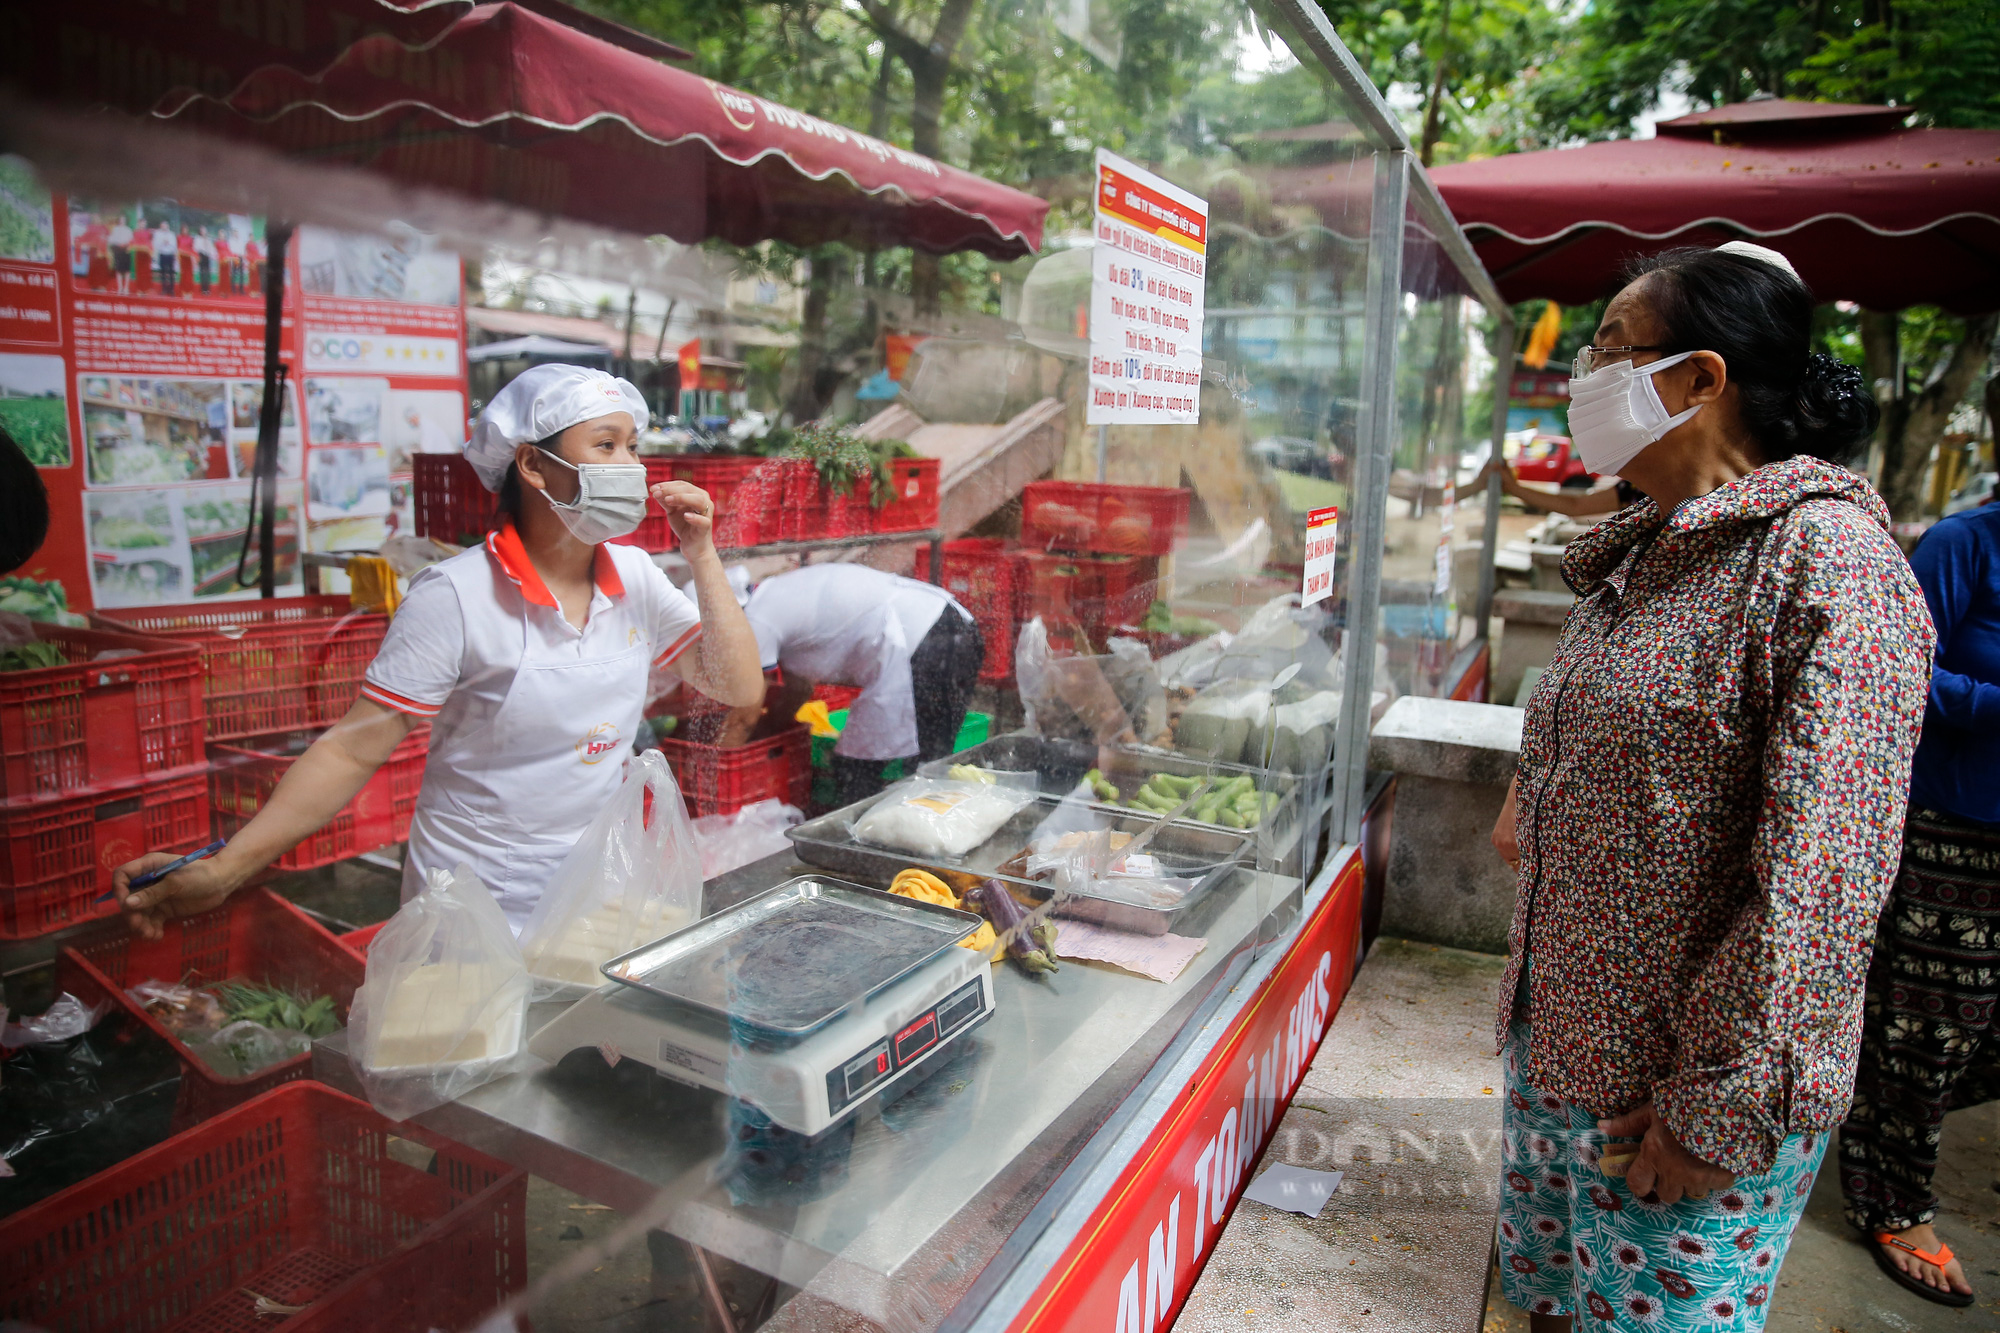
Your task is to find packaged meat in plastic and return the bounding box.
[346,863,529,1121]
[520,749,703,994]
[850,779,1039,859]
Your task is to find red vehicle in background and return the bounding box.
[1508,433,1597,488]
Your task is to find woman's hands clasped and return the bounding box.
[1598,1102,1735,1205]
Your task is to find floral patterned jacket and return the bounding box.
[1500,457,1934,1176]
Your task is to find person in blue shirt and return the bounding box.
[1839,498,2000,1308]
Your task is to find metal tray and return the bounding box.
[787,790,1251,935]
[600,876,981,1038]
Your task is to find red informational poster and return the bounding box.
[0,155,467,616]
[1005,855,1364,1333]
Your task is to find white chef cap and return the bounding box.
[1714,240,1801,282]
[464,364,649,491]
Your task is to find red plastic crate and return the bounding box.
[0,767,210,939]
[918,538,1028,683]
[823,472,873,539]
[876,456,941,533]
[812,682,863,713]
[0,623,205,804]
[97,596,389,744]
[0,1081,526,1333]
[340,918,387,960]
[1072,553,1161,643]
[412,452,500,546]
[660,725,811,817]
[57,886,366,1126]
[1019,480,1193,556]
[210,725,430,871]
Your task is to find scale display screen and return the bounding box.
[825,975,986,1116]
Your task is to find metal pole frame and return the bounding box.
[1326,147,1410,848]
[1474,311,1518,640]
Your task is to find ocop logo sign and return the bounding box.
[709,80,759,131]
[309,334,374,363]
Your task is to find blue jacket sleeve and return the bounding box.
[1911,518,2000,733]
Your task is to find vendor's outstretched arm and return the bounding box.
[656,478,765,708]
[112,698,414,938]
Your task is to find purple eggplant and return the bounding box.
[967,878,1058,975]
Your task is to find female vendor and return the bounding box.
[114,365,765,937]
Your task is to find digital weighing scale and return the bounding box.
[527,877,996,1136]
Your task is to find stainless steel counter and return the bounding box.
[314,849,1301,1326]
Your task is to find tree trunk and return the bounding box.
[1874,311,1998,522]
[1418,0,1452,168]
[885,0,979,318]
[786,249,843,423]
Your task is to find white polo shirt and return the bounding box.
[362,521,702,926]
[742,564,969,761]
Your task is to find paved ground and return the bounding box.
[1177,937,1510,1333]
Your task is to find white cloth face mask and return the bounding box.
[537,453,649,544]
[1567,350,1699,478]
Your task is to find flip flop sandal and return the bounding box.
[1871,1231,1976,1307]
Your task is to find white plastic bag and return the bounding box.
[519,749,703,994]
[850,778,1038,858]
[346,863,530,1121]
[1015,618,1166,744]
[691,798,802,880]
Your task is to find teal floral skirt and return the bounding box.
[1497,1022,1827,1330]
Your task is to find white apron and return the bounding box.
[400,630,650,934]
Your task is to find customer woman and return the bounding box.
[1837,493,2000,1307]
[1487,242,1934,1332]
[114,365,766,935]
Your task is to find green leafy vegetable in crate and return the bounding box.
[0,575,87,626]
[782,422,918,508]
[0,640,63,672]
[1141,600,1223,638]
[213,979,342,1038]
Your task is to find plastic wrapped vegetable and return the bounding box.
[963,878,1058,975]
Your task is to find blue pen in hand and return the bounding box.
[102,839,228,903]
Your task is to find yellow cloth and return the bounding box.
[794,700,841,738]
[890,868,998,955]
[1522,300,1563,371]
[346,556,400,614]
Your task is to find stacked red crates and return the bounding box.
[0,1081,526,1333]
[97,596,390,744]
[1018,480,1192,556]
[922,538,1029,684]
[57,887,366,1126]
[659,727,812,817]
[412,453,500,546]
[612,455,789,552]
[0,623,210,938]
[209,725,431,872]
[875,456,941,533]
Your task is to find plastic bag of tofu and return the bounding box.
[347,863,530,1120]
[518,749,702,997]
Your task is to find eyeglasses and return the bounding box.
[1572,345,1673,378]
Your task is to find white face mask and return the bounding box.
[1567,350,1699,478]
[538,453,649,544]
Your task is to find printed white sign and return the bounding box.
[1087,148,1208,426]
[1302,505,1339,607]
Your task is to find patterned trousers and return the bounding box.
[1497,1023,1825,1330]
[1839,804,2000,1233]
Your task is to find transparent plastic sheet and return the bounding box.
[519,749,703,996]
[691,797,803,880]
[1014,618,1167,746]
[0,992,108,1048]
[346,864,530,1122]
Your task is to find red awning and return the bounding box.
[6,1,690,116]
[1427,101,2000,313]
[152,2,1047,259]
